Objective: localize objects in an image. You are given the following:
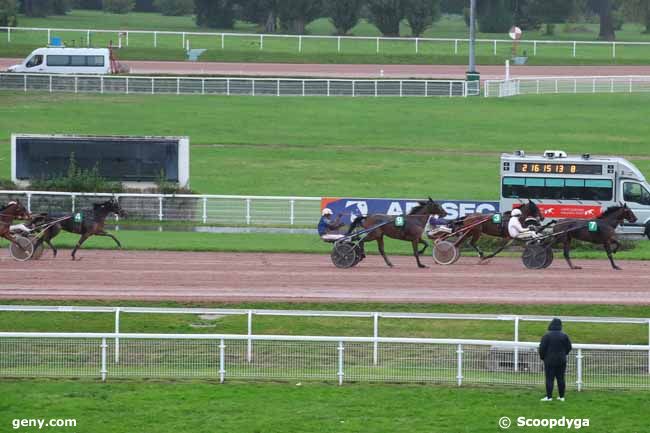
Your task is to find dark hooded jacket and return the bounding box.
[539,318,572,367]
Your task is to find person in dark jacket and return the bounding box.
[318,208,345,241]
[539,318,572,401]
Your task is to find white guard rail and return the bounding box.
[0,73,473,97]
[1,305,649,385]
[0,190,321,226]
[0,331,648,388]
[484,75,650,97]
[2,25,648,59]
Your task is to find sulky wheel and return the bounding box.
[433,240,459,265]
[331,242,358,269]
[542,246,554,269]
[522,244,548,269]
[9,235,34,262]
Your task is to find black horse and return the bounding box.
[346,198,447,268]
[31,198,127,260]
[552,204,637,270]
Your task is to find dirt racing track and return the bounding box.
[1,250,649,304]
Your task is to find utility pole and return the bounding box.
[466,0,480,82]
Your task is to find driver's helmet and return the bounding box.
[432,214,439,219]
[511,208,522,217]
[321,208,333,217]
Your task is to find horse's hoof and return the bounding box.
[418,265,428,269]
[614,266,622,270]
[571,266,582,270]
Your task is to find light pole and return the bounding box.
[466,0,480,82]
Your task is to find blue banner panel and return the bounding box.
[321,198,499,224]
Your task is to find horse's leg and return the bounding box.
[376,236,393,268]
[97,231,122,248]
[482,239,514,260]
[610,238,621,254]
[469,230,485,259]
[71,233,91,261]
[412,239,427,268]
[45,239,58,258]
[604,241,622,270]
[417,239,429,256]
[562,236,581,270]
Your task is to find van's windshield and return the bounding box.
[25,55,43,68]
[623,182,650,205]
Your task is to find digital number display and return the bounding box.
[514,163,602,175]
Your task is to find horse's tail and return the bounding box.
[346,216,367,235]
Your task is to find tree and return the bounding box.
[621,0,650,33]
[154,0,193,16]
[0,0,18,26]
[134,0,156,11]
[529,0,575,35]
[238,0,279,33]
[21,0,51,16]
[103,0,136,14]
[587,0,616,40]
[51,0,71,14]
[405,0,441,37]
[277,0,323,34]
[194,0,236,29]
[76,0,103,9]
[327,0,363,35]
[511,0,542,30]
[367,0,406,36]
[477,0,511,33]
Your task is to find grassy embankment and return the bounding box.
[3,11,650,65]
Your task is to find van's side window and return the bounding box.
[26,55,43,68]
[623,182,650,205]
[47,55,70,66]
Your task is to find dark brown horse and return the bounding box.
[0,200,31,243]
[552,204,637,270]
[456,200,545,260]
[347,198,447,268]
[30,198,127,260]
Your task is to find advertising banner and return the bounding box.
[321,198,499,224]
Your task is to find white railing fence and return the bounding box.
[2,305,649,380]
[2,26,648,59]
[0,332,648,388]
[0,190,321,226]
[484,75,650,97]
[0,73,475,98]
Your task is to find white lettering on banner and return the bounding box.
[442,203,459,219]
[387,202,403,215]
[475,203,497,214]
[459,203,475,216]
[344,201,368,220]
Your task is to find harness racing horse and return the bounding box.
[552,204,637,270]
[0,200,31,243]
[346,198,447,268]
[456,200,544,260]
[31,198,127,260]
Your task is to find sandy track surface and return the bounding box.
[2,58,650,79]
[1,250,648,304]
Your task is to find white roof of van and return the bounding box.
[31,47,109,55]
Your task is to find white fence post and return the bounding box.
[415,38,419,54]
[126,31,129,47]
[612,42,616,58]
[49,75,52,93]
[158,196,163,221]
[226,78,230,96]
[151,78,155,95]
[71,194,76,213]
[290,199,295,225]
[7,27,10,43]
[576,348,583,391]
[493,40,497,55]
[573,41,576,57]
[87,30,90,46]
[337,36,341,52]
[514,317,519,373]
[100,76,104,94]
[100,337,107,382]
[298,35,302,53]
[176,78,180,95]
[260,34,263,50]
[154,31,157,48]
[47,29,51,43]
[219,339,226,383]
[221,33,225,49]
[126,76,129,94]
[533,40,537,56]
[23,74,26,92]
[454,39,458,54]
[114,308,120,364]
[26,193,32,213]
[373,312,379,365]
[182,32,185,49]
[376,37,380,53]
[202,197,207,223]
[246,198,251,225]
[456,344,463,386]
[247,310,253,362]
[337,341,345,385]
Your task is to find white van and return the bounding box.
[7,47,111,74]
